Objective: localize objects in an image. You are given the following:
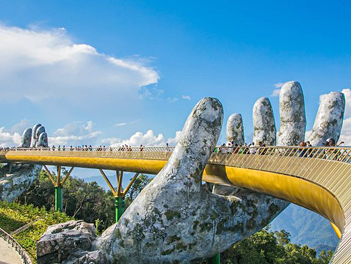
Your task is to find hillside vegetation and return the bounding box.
[0,200,72,263]
[270,204,339,253]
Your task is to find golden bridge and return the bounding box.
[0,146,350,263]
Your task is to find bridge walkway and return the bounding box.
[0,237,25,264]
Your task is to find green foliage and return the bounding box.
[125,174,153,207]
[221,228,333,264]
[16,169,152,233]
[0,200,72,263]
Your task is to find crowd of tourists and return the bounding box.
[214,137,345,156]
[215,141,268,154]
[0,138,345,154]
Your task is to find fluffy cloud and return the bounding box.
[102,130,182,147]
[182,95,191,100]
[271,89,281,97]
[0,120,181,148]
[0,128,21,147]
[0,25,159,102]
[49,121,101,146]
[270,82,284,97]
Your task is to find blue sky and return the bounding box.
[1,0,351,158]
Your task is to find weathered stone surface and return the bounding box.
[0,164,41,202]
[37,220,104,264]
[36,98,288,264]
[19,128,32,148]
[253,97,276,145]
[277,81,306,146]
[37,132,49,148]
[0,124,47,202]
[308,92,345,146]
[212,184,241,196]
[95,98,286,263]
[31,124,42,147]
[36,126,45,138]
[226,113,244,145]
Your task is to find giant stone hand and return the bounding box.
[37,82,345,264]
[0,124,48,202]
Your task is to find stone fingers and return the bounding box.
[253,97,276,146]
[226,113,244,145]
[19,128,32,148]
[308,92,345,146]
[97,97,223,263]
[277,81,306,146]
[19,123,47,148]
[1,124,47,202]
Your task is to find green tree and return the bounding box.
[125,174,153,207]
[221,228,333,264]
[16,170,153,232]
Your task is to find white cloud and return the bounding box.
[167,97,178,103]
[274,82,284,88]
[271,83,284,97]
[102,130,182,147]
[182,95,191,100]
[114,123,127,127]
[0,24,159,103]
[131,119,140,124]
[0,120,33,147]
[0,128,21,147]
[49,121,101,146]
[0,120,181,148]
[271,89,281,97]
[114,119,140,127]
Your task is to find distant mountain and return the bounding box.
[270,204,339,253]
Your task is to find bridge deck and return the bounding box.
[1,146,350,263]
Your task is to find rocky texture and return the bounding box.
[0,164,41,202]
[226,113,244,145]
[0,124,47,202]
[38,98,288,264]
[19,128,32,148]
[308,92,345,146]
[37,220,106,264]
[212,184,241,196]
[37,132,49,148]
[277,81,306,146]
[30,124,42,147]
[253,97,276,145]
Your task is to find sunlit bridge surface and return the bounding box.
[1,146,351,263]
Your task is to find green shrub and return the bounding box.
[0,201,73,263]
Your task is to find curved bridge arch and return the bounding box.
[1,146,350,263]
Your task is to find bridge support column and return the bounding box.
[99,169,140,223]
[55,186,63,212]
[207,253,220,264]
[43,165,74,212]
[115,196,125,222]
